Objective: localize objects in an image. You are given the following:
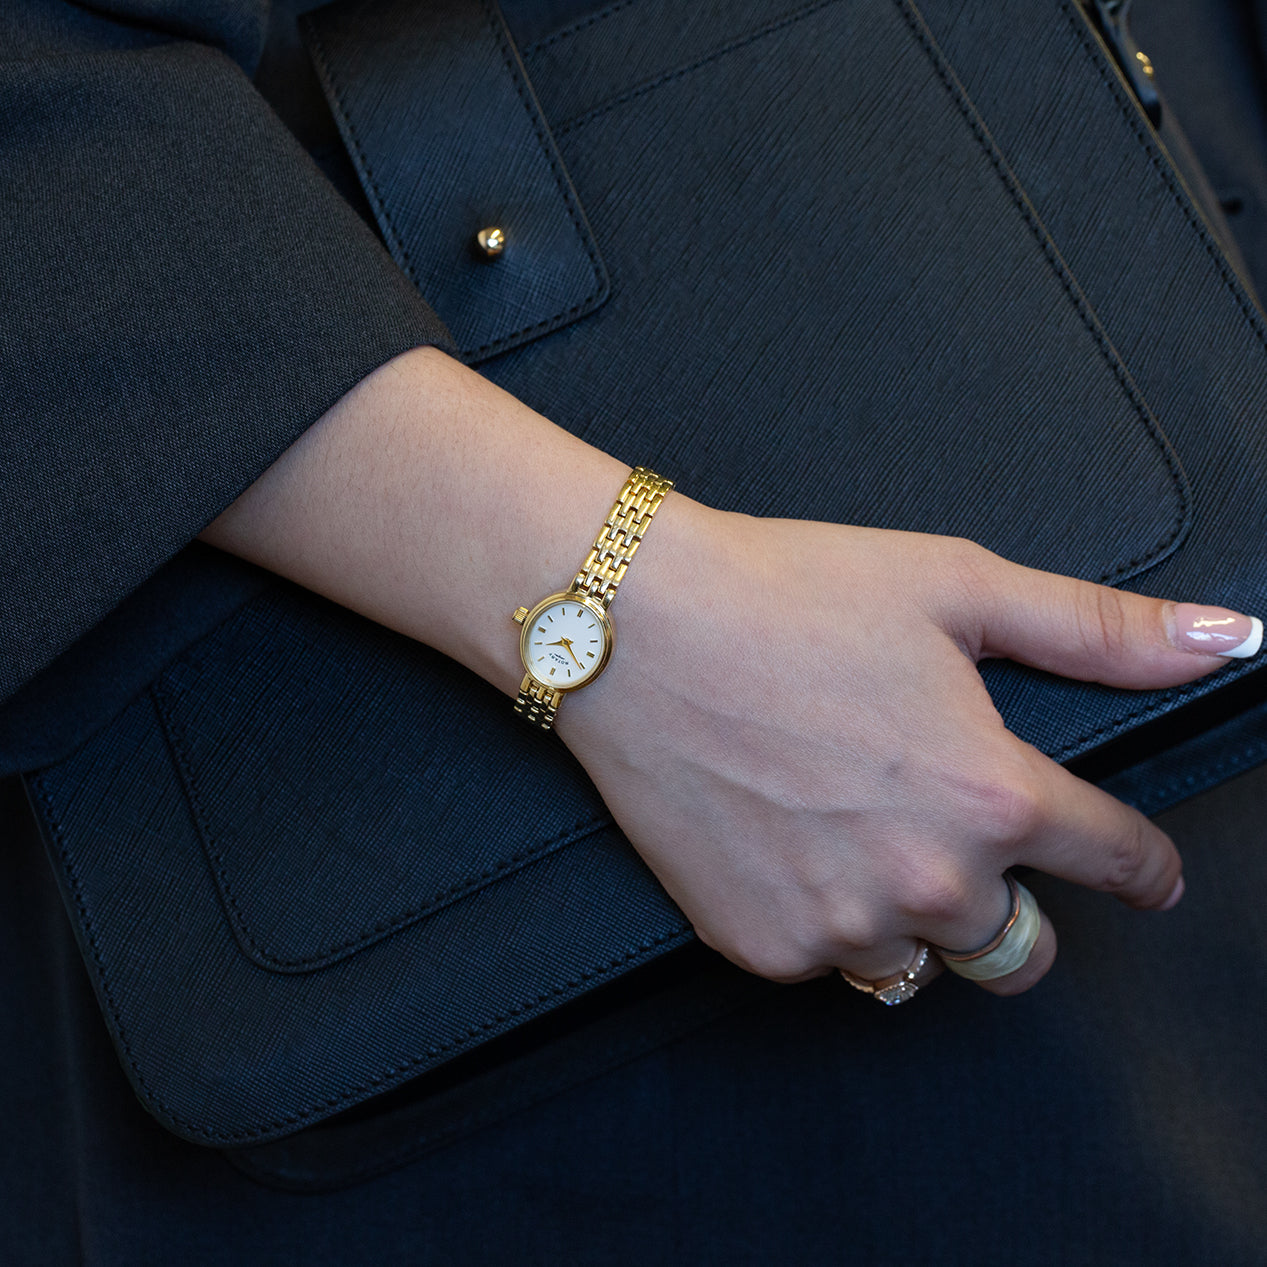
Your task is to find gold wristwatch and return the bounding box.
[512,466,673,731]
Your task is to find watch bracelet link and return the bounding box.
[570,467,675,610]
[514,678,563,730]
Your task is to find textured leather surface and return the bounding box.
[494,0,1267,767]
[27,670,690,1145]
[494,0,1190,581]
[149,590,650,972]
[223,944,772,1191]
[27,0,1267,1146]
[915,0,1267,762]
[305,0,610,360]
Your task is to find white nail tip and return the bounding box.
[1224,616,1264,659]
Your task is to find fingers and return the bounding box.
[951,545,1261,689]
[917,752,1180,998]
[971,906,1056,997]
[735,722,1184,1005]
[838,745,1182,1004]
[838,880,1056,1003]
[1018,757,1183,909]
[839,940,945,1005]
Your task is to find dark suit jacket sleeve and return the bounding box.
[0,0,452,705]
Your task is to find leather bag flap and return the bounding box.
[303,0,610,363]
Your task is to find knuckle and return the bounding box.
[965,768,1046,847]
[725,939,818,984]
[1098,821,1149,892]
[896,861,972,925]
[744,955,816,985]
[827,908,884,957]
[941,535,994,575]
[936,538,999,602]
[1082,585,1131,661]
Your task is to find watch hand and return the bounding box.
[544,637,586,670]
[545,637,586,669]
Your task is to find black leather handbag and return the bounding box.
[25,0,1267,1180]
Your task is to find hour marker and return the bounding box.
[547,614,554,623]
[549,667,556,677]
[586,651,595,658]
[566,669,572,678]
[537,626,546,633]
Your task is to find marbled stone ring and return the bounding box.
[934,874,1041,982]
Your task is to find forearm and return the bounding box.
[200,346,693,699]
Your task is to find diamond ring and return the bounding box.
[840,941,938,1006]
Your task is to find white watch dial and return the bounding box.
[522,598,609,689]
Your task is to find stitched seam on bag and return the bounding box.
[1039,0,1267,755]
[1059,0,1267,357]
[305,8,607,362]
[550,0,841,136]
[522,0,639,54]
[899,0,1267,758]
[149,596,617,968]
[304,27,420,307]
[1047,663,1259,762]
[547,0,1186,582]
[468,0,609,357]
[245,959,753,1190]
[894,0,1188,584]
[1126,737,1267,810]
[27,771,691,1147]
[151,674,610,972]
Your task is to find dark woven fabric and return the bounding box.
[0,0,449,708]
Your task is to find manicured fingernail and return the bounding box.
[1172,604,1263,658]
[1161,875,1185,911]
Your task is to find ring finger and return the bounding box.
[932,872,1056,996]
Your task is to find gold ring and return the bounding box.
[840,941,938,1006]
[934,874,1041,982]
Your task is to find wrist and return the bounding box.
[552,492,740,742]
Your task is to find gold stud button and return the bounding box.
[477,226,506,257]
[1135,49,1155,79]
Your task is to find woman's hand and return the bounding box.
[202,349,1257,995]
[558,496,1255,994]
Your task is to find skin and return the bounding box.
[202,346,1235,998]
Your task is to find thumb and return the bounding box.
[963,554,1262,690]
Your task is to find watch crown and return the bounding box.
[512,606,529,625]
